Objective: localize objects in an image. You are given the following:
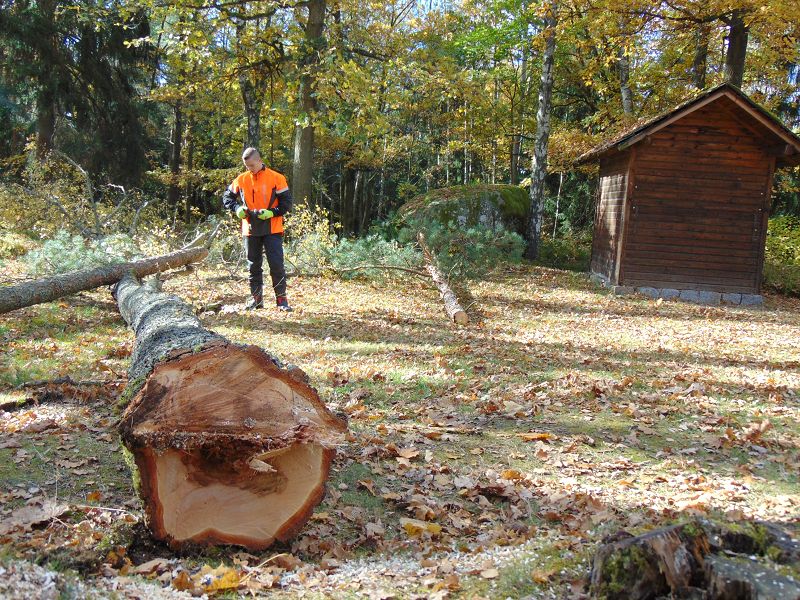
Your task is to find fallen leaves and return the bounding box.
[193,564,240,593]
[532,567,557,583]
[399,517,443,538]
[130,557,171,576]
[479,567,499,579]
[2,259,800,598]
[742,419,772,443]
[0,499,69,535]
[517,432,556,442]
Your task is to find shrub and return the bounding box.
[765,216,800,264]
[763,216,800,296]
[0,229,38,260]
[22,231,141,277]
[400,220,525,279]
[328,234,422,280]
[398,185,530,280]
[536,230,593,272]
[284,203,340,275]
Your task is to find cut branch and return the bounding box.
[114,274,346,550]
[0,246,208,315]
[417,232,469,325]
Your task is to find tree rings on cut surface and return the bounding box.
[119,341,346,551]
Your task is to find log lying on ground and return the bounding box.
[114,274,347,550]
[417,232,469,325]
[0,245,208,315]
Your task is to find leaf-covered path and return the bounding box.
[1,264,798,598]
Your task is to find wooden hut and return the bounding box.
[578,84,800,304]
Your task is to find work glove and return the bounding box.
[257,209,274,220]
[235,206,247,219]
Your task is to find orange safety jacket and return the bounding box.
[228,167,289,236]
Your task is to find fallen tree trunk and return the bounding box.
[417,232,469,325]
[0,246,208,315]
[114,274,347,551]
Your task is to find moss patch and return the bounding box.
[399,184,529,233]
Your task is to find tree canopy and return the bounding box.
[1,0,798,232]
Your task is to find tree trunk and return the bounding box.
[692,24,709,89]
[417,233,469,325]
[553,171,563,238]
[378,136,387,219]
[115,274,347,550]
[167,102,183,209]
[590,520,800,600]
[723,10,748,87]
[510,44,529,185]
[239,71,263,150]
[0,246,208,315]
[492,57,498,184]
[184,115,194,222]
[236,20,267,150]
[352,169,361,234]
[524,1,557,260]
[340,165,353,233]
[618,41,634,115]
[293,0,326,205]
[34,0,58,157]
[359,173,373,233]
[35,86,56,158]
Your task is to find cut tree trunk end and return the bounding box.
[0,245,208,315]
[114,274,347,550]
[417,232,469,325]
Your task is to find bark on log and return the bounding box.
[114,274,347,550]
[0,246,208,315]
[417,232,469,325]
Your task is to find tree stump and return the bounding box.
[114,274,347,550]
[590,520,800,600]
[589,523,709,599]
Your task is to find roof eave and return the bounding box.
[574,84,800,167]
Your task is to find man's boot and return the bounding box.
[276,295,293,312]
[245,288,264,310]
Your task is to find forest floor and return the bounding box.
[1,261,799,599]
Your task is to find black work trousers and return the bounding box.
[245,234,287,300]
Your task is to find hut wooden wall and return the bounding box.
[591,152,630,283]
[620,99,773,293]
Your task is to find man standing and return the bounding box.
[222,147,294,311]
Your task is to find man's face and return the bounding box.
[244,155,263,174]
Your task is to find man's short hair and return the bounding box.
[242,147,260,161]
